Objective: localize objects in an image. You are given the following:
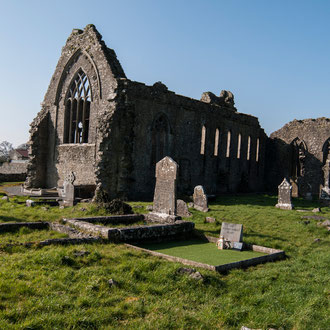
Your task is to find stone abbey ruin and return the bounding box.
[23,24,330,202]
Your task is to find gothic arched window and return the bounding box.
[64,70,91,144]
[151,114,171,165]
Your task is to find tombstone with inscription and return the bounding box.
[147,156,181,223]
[58,172,76,207]
[276,178,293,210]
[193,185,209,212]
[218,222,243,250]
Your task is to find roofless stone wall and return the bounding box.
[25,24,267,200]
[266,118,330,196]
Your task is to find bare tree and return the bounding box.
[0,141,13,162]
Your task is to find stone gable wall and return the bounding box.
[266,118,330,195]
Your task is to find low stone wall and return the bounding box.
[0,162,27,182]
[71,214,144,225]
[63,217,195,243]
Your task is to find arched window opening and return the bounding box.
[256,138,260,162]
[214,128,219,156]
[226,130,231,158]
[290,138,307,177]
[64,70,91,144]
[151,114,171,165]
[237,133,241,159]
[247,136,251,160]
[322,137,330,164]
[200,125,206,155]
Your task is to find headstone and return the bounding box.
[147,156,181,223]
[320,159,330,206]
[275,178,294,210]
[176,199,192,217]
[290,178,299,198]
[60,172,75,207]
[220,222,243,243]
[193,185,209,212]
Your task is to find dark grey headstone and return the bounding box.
[147,156,181,223]
[275,178,293,210]
[193,185,209,212]
[220,222,243,243]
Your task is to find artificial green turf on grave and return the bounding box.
[138,239,267,266]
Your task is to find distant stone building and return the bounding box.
[9,149,29,162]
[266,118,330,197]
[0,148,29,182]
[25,24,267,200]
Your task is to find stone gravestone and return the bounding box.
[193,185,209,212]
[276,178,293,210]
[176,199,192,217]
[290,178,299,198]
[147,156,181,223]
[60,172,75,207]
[320,159,330,206]
[219,222,243,250]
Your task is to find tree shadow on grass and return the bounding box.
[210,193,321,208]
[0,216,31,223]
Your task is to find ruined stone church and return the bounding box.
[25,24,330,201]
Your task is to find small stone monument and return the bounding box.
[218,222,243,250]
[276,178,294,210]
[59,172,76,207]
[193,185,209,212]
[176,199,192,217]
[147,156,181,223]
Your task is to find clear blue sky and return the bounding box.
[0,0,329,147]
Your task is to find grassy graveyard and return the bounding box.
[0,184,329,329]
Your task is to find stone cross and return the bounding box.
[147,156,181,223]
[275,178,293,210]
[193,185,209,212]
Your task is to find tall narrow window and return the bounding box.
[64,70,91,144]
[226,130,231,158]
[237,133,241,159]
[247,136,251,160]
[214,128,219,156]
[256,138,260,162]
[200,125,206,155]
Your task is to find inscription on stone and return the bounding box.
[276,178,293,210]
[220,222,243,243]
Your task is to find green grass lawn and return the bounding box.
[0,227,68,245]
[0,183,329,329]
[138,239,267,265]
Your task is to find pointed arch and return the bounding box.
[64,69,91,144]
[322,137,330,164]
[55,49,101,105]
[290,137,307,177]
[214,128,220,156]
[151,113,172,165]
